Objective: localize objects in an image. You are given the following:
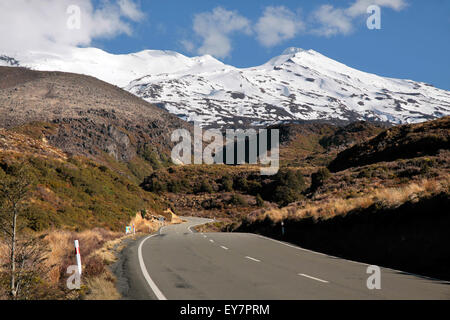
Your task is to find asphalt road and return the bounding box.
[127,217,449,300]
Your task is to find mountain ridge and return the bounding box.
[2,47,450,128]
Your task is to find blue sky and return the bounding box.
[1,1,448,90]
[89,0,450,90]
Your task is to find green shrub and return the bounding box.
[221,175,234,192]
[311,168,331,191]
[246,180,262,195]
[234,177,249,191]
[229,194,247,206]
[273,186,300,206]
[198,180,213,194]
[256,194,265,207]
[275,169,306,191]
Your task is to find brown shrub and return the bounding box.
[82,256,105,278]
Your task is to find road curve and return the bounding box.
[131,217,449,300]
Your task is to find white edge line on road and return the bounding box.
[137,218,224,301]
[138,235,167,300]
[298,273,329,283]
[245,256,261,262]
[257,234,450,283]
[220,246,229,250]
[256,235,330,258]
[257,234,371,265]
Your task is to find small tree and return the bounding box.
[0,163,47,299]
[271,169,306,205]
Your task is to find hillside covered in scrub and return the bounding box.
[0,128,168,232]
[328,116,449,172]
[275,120,387,167]
[0,66,192,182]
[0,124,179,299]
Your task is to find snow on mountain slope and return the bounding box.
[2,47,449,128]
[126,47,450,127]
[1,47,224,87]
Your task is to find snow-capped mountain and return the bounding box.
[0,48,224,87]
[2,47,450,128]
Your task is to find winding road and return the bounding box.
[125,217,450,300]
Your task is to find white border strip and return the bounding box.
[245,256,261,262]
[257,234,450,283]
[299,273,329,283]
[138,217,215,300]
[138,234,167,300]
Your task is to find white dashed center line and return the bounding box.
[220,246,229,250]
[298,273,329,283]
[245,256,261,263]
[209,239,214,243]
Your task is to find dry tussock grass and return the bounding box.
[0,210,182,299]
[83,271,121,300]
[130,214,160,233]
[1,227,124,299]
[167,209,183,224]
[44,228,121,285]
[262,176,449,223]
[44,211,170,286]
[91,237,124,265]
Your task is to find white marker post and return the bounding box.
[74,240,82,276]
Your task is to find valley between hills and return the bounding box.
[0,65,448,299]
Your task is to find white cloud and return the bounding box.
[312,0,407,36]
[312,5,354,36]
[255,6,304,47]
[0,0,145,54]
[118,0,145,21]
[180,39,195,53]
[346,0,407,17]
[188,7,252,59]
